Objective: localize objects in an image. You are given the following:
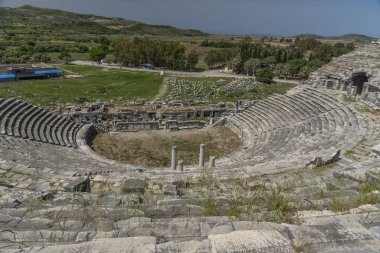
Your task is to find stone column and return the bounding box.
[363,84,370,94]
[209,156,216,168]
[178,160,184,171]
[171,146,177,170]
[199,144,205,167]
[351,86,358,96]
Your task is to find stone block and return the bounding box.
[26,237,156,253]
[122,179,146,193]
[209,230,294,253]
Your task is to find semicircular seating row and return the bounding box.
[220,87,366,167]
[0,98,138,179]
[0,98,83,148]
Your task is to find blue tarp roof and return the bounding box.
[0,73,16,79]
[35,69,64,75]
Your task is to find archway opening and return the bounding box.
[352,72,368,95]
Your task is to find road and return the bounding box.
[70,60,301,84]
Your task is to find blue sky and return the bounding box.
[0,0,379,37]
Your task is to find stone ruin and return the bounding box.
[66,100,245,132]
[305,44,380,108]
[305,150,341,168]
[1,44,380,252]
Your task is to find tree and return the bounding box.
[58,51,72,64]
[274,64,288,78]
[204,48,236,68]
[90,46,108,63]
[230,55,243,73]
[261,56,276,68]
[307,59,324,70]
[285,58,307,77]
[104,55,116,65]
[113,37,188,70]
[205,50,219,68]
[33,53,51,63]
[239,36,252,63]
[186,50,199,71]
[256,68,273,84]
[243,58,260,76]
[98,36,111,46]
[299,66,312,79]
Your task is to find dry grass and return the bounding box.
[92,127,241,167]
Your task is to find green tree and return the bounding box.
[299,66,312,79]
[307,59,324,70]
[186,50,199,71]
[256,68,273,84]
[261,56,276,68]
[243,58,260,76]
[274,64,289,78]
[104,55,116,65]
[90,46,108,63]
[230,55,243,73]
[285,58,307,77]
[98,36,111,46]
[239,36,252,63]
[58,51,72,64]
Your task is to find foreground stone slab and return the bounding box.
[25,237,156,253]
[290,216,379,253]
[156,239,210,253]
[208,230,294,253]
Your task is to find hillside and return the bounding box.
[0,5,207,37]
[296,33,375,42]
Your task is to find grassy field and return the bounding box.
[0,65,164,106]
[92,127,241,167]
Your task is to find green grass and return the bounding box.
[0,65,164,106]
[218,82,295,102]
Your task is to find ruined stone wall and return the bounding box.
[306,45,380,107]
[115,122,160,131]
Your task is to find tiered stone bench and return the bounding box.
[0,98,83,148]
[222,87,366,169]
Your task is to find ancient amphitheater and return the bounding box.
[1,44,380,252]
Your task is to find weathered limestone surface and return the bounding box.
[22,237,157,253]
[209,230,295,253]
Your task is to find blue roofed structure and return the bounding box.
[0,64,64,83]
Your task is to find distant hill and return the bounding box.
[0,5,207,37]
[295,33,375,42]
[328,33,376,42]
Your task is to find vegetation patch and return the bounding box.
[0,65,163,106]
[168,77,294,102]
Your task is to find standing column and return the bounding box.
[199,144,205,167]
[171,146,177,170]
[178,160,184,171]
[209,156,216,168]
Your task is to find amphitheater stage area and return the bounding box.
[2,45,380,252]
[91,127,241,167]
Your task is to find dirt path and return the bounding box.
[71,61,302,83]
[71,60,253,78]
[153,77,170,101]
